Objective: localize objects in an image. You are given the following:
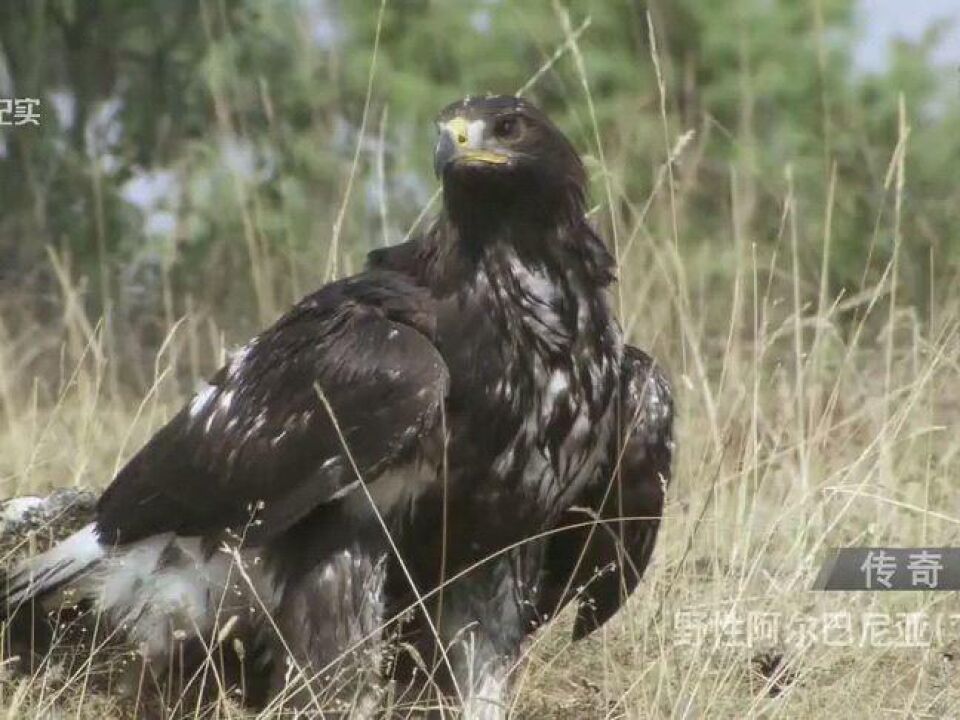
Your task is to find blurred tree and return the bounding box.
[0,0,955,345]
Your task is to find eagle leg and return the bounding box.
[390,552,541,719]
[267,545,389,717]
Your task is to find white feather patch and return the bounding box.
[6,525,281,660]
[5,523,103,607]
[189,383,217,418]
[93,536,279,657]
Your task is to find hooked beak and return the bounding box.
[434,117,510,178]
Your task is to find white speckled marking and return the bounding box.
[189,383,217,418]
[228,343,252,377]
[546,370,569,398]
[218,388,235,412]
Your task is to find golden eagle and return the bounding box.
[2,95,672,718]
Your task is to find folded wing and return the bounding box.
[97,270,449,546]
[539,345,673,639]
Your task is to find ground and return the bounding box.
[3,226,959,718]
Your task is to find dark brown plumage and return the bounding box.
[2,95,672,718]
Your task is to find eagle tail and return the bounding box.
[2,523,104,614]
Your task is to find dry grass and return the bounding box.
[4,10,960,720]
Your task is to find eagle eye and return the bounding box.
[493,114,522,140]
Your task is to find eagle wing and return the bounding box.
[539,345,673,639]
[96,271,448,546]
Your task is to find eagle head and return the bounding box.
[434,95,586,223]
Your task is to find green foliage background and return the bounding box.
[0,0,957,357]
